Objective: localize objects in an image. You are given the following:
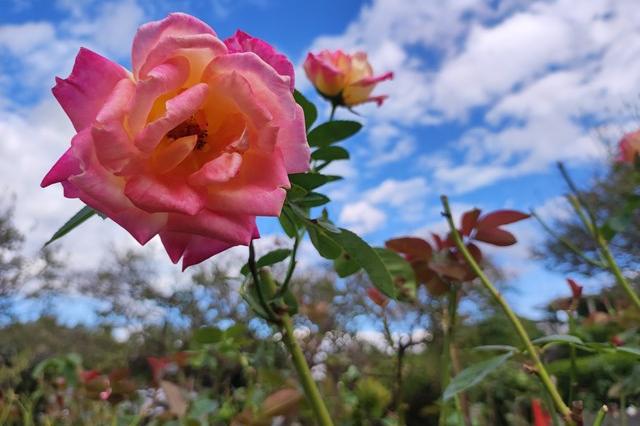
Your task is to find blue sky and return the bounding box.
[1,0,638,321]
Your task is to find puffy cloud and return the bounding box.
[339,201,387,235]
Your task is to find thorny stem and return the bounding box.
[558,164,640,311]
[440,195,573,423]
[260,270,334,426]
[530,210,605,268]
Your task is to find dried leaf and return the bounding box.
[161,381,188,417]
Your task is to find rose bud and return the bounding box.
[617,130,640,164]
[42,13,310,269]
[303,50,393,107]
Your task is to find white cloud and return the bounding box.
[339,201,387,235]
[364,177,429,206]
[305,0,640,194]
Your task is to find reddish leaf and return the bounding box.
[385,237,432,261]
[431,233,445,250]
[426,276,449,296]
[477,210,530,229]
[566,278,583,300]
[430,262,468,281]
[466,242,483,263]
[474,227,517,246]
[411,259,434,283]
[461,208,481,236]
[262,388,303,418]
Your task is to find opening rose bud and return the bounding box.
[41,13,310,269]
[617,130,640,164]
[303,50,393,108]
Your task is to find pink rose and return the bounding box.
[42,13,310,269]
[618,130,640,164]
[303,50,393,107]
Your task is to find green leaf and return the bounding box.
[616,346,640,357]
[324,229,397,298]
[194,327,223,344]
[473,345,519,353]
[333,251,362,278]
[241,280,270,320]
[532,334,584,346]
[282,289,299,315]
[45,205,96,246]
[374,247,416,301]
[286,184,308,201]
[289,173,342,190]
[443,352,513,400]
[307,120,362,147]
[307,224,342,260]
[311,146,350,162]
[293,89,317,131]
[279,206,300,238]
[240,249,292,275]
[296,192,330,208]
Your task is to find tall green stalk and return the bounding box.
[439,284,461,426]
[440,195,573,423]
[258,269,334,426]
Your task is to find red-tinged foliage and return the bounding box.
[611,335,624,346]
[431,233,445,250]
[385,237,432,261]
[531,399,552,426]
[566,278,583,300]
[477,210,530,229]
[474,227,517,246]
[367,287,389,308]
[461,208,481,236]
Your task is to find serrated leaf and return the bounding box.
[45,205,96,246]
[532,334,584,346]
[311,146,350,162]
[240,249,292,275]
[293,89,317,131]
[286,184,308,201]
[307,120,362,147]
[443,352,512,400]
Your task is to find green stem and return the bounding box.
[598,236,640,311]
[439,285,460,426]
[278,231,303,297]
[260,270,334,426]
[621,392,628,426]
[249,241,278,321]
[329,104,337,121]
[567,313,578,405]
[592,405,607,426]
[530,210,604,268]
[558,165,640,311]
[440,195,573,423]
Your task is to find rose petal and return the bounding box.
[132,12,217,79]
[134,82,209,153]
[52,48,129,132]
[188,152,242,186]
[41,147,81,187]
[224,30,295,91]
[166,208,255,245]
[124,174,205,216]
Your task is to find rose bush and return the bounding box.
[42,13,310,269]
[304,50,393,107]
